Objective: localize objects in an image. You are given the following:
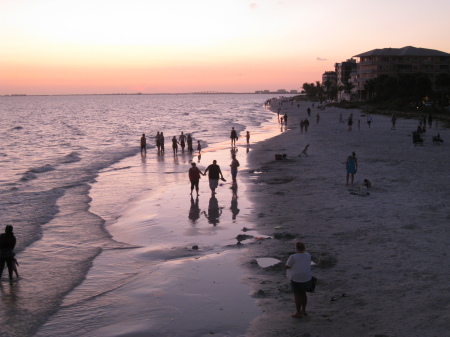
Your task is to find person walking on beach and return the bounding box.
[346,152,358,186]
[348,113,353,132]
[189,162,204,196]
[204,160,225,196]
[179,132,186,152]
[284,114,288,125]
[304,118,310,133]
[246,131,250,144]
[187,134,193,153]
[155,132,161,153]
[307,107,311,116]
[391,115,397,130]
[367,115,373,128]
[230,154,240,184]
[140,134,147,155]
[160,132,165,153]
[230,127,238,147]
[0,225,17,281]
[285,241,313,318]
[197,140,202,154]
[172,136,179,155]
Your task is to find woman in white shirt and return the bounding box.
[285,241,312,318]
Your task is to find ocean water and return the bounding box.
[0,94,283,336]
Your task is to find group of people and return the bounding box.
[141,132,202,156]
[142,128,250,156]
[188,154,240,197]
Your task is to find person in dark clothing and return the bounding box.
[189,162,204,196]
[204,160,225,196]
[0,225,17,281]
[140,134,147,155]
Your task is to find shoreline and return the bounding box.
[241,101,450,336]
[35,109,285,336]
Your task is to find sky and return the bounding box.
[1,0,450,95]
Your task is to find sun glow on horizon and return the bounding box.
[1,0,450,95]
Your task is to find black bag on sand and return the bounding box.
[307,276,317,293]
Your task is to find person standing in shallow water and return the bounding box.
[230,127,238,147]
[346,151,357,186]
[140,134,146,155]
[204,160,225,196]
[230,154,240,184]
[0,225,17,281]
[172,136,178,155]
[188,162,204,196]
[285,241,312,318]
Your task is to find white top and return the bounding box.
[286,252,312,282]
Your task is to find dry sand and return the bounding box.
[241,101,450,337]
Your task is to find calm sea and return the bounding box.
[0,93,282,336]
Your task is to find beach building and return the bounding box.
[322,71,337,100]
[352,46,450,100]
[334,59,357,101]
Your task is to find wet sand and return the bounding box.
[33,100,450,336]
[242,101,450,336]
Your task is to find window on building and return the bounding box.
[382,57,389,62]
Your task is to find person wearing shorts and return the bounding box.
[188,162,204,196]
[285,241,312,318]
[204,160,224,196]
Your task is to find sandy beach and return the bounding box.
[241,101,450,336]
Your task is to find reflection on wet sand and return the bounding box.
[202,197,222,226]
[230,183,239,221]
[188,196,200,224]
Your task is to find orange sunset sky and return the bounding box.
[1,0,450,95]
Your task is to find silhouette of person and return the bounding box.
[160,132,165,153]
[189,162,204,196]
[230,127,238,147]
[230,154,240,183]
[187,134,193,153]
[0,225,17,281]
[140,134,146,155]
[246,131,250,144]
[204,160,225,196]
[346,152,358,186]
[179,132,186,152]
[172,136,178,155]
[155,132,161,152]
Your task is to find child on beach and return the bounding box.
[197,140,202,153]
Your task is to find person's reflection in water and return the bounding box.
[230,183,240,221]
[189,196,200,224]
[202,196,222,226]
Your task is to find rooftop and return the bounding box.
[354,46,450,57]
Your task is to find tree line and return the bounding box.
[301,72,450,108]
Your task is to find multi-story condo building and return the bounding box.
[334,59,357,101]
[353,46,450,99]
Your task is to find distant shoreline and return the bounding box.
[1,92,296,97]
